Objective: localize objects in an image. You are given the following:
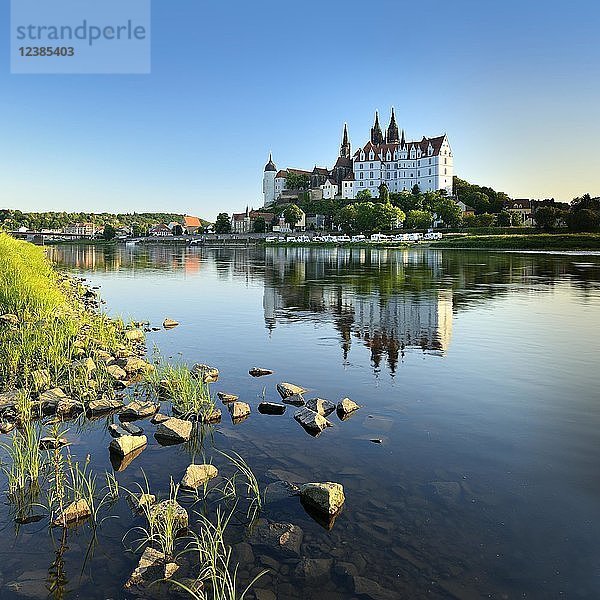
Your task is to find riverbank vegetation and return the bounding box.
[430,233,600,250]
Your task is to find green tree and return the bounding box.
[373,202,405,231]
[534,206,561,232]
[283,204,303,230]
[253,217,266,233]
[378,183,390,204]
[390,191,421,214]
[405,210,433,230]
[411,184,421,196]
[566,208,599,232]
[285,172,310,190]
[214,212,231,234]
[475,213,496,227]
[336,204,358,234]
[434,197,462,227]
[102,224,116,241]
[356,189,372,201]
[496,211,512,227]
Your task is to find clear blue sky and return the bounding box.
[1,0,598,220]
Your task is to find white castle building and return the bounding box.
[263,109,454,206]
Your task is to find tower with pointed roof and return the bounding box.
[370,111,384,145]
[386,108,399,143]
[340,123,351,159]
[263,153,277,206]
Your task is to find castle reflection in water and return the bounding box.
[49,243,594,375]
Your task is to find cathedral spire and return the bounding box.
[370,111,384,145]
[386,107,399,143]
[340,122,351,158]
[401,129,406,146]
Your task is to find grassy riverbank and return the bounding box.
[429,233,600,251]
[0,233,135,393]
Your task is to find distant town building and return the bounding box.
[63,222,96,238]
[305,213,326,230]
[183,215,202,234]
[149,224,172,237]
[263,108,454,205]
[505,199,533,225]
[231,208,275,233]
[456,200,475,216]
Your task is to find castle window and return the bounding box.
[444,168,447,175]
[444,158,447,165]
[360,173,363,179]
[429,158,432,165]
[428,169,431,175]
[360,163,363,169]
[370,163,373,168]
[370,172,373,178]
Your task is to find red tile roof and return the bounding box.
[184,216,201,227]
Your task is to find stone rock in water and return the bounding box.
[124,547,179,592]
[282,393,305,406]
[121,421,144,436]
[217,391,238,403]
[108,423,129,438]
[294,407,333,435]
[192,363,219,382]
[31,369,51,392]
[228,401,251,420]
[56,395,80,417]
[249,367,274,377]
[53,499,91,527]
[295,557,333,582]
[247,519,304,558]
[181,463,219,489]
[149,500,188,534]
[306,397,336,416]
[128,492,156,513]
[163,318,179,329]
[155,417,192,443]
[258,402,286,415]
[39,387,67,412]
[337,397,361,416]
[110,434,148,457]
[200,408,222,423]
[353,576,397,600]
[39,436,68,450]
[277,382,307,398]
[116,357,155,375]
[119,400,159,420]
[87,395,124,414]
[151,413,170,424]
[300,482,345,515]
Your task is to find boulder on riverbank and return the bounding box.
[282,393,305,406]
[228,401,251,421]
[149,500,188,534]
[163,318,179,329]
[87,395,124,415]
[124,547,180,593]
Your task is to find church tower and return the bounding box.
[386,108,399,143]
[340,123,351,158]
[370,111,384,145]
[263,153,277,207]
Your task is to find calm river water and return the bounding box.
[2,244,600,600]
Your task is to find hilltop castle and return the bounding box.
[263,109,453,206]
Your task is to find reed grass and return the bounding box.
[0,422,43,494]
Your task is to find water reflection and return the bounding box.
[48,244,600,377]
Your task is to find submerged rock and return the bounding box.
[121,421,144,436]
[428,481,462,505]
[191,363,219,383]
[299,482,345,515]
[337,397,361,417]
[249,367,274,377]
[109,434,148,456]
[217,391,238,403]
[39,387,68,413]
[295,558,333,582]
[264,480,300,504]
[294,407,333,435]
[306,397,336,416]
[119,400,159,421]
[151,413,170,424]
[228,401,251,420]
[353,576,397,600]
[247,519,303,558]
[53,499,91,527]
[155,417,192,443]
[149,500,188,534]
[163,318,179,329]
[111,444,146,472]
[108,423,129,438]
[56,395,81,417]
[277,382,307,399]
[258,402,286,415]
[181,463,218,489]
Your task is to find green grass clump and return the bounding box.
[146,362,215,420]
